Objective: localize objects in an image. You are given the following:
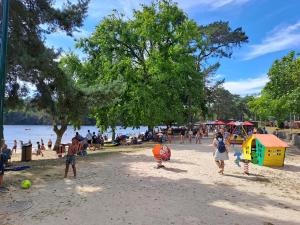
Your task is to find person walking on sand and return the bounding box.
[188,129,193,144]
[212,132,229,174]
[64,138,79,178]
[195,129,202,144]
[180,127,185,144]
[167,127,173,143]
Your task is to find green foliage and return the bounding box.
[207,87,253,120]
[5,0,90,147]
[4,109,52,125]
[6,0,89,106]
[248,51,300,123]
[77,0,248,128]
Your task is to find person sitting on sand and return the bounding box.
[212,132,229,174]
[64,138,79,178]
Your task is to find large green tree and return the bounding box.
[77,0,248,131]
[2,0,90,140]
[248,51,300,125]
[7,0,89,94]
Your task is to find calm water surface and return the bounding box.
[3,125,148,150]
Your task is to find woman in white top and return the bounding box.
[212,132,229,174]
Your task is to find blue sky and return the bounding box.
[49,0,300,96]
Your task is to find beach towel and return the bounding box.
[4,166,31,172]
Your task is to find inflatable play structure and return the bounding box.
[152,144,171,161]
[242,134,288,167]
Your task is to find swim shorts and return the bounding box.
[66,155,76,166]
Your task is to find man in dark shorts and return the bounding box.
[64,138,79,178]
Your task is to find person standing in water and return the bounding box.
[12,140,17,153]
[212,132,229,174]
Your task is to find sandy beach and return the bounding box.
[1,138,300,225]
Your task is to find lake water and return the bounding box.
[3,125,149,150]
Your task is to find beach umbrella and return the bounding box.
[214,120,226,125]
[243,121,254,126]
[205,121,215,125]
[227,121,236,126]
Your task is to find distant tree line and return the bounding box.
[248,51,300,127]
[4,109,96,125]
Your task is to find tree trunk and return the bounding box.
[111,127,116,141]
[148,126,154,133]
[0,127,4,147]
[53,123,68,151]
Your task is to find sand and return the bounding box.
[1,138,300,225]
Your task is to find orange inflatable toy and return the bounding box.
[152,144,171,161]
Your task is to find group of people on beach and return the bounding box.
[7,139,53,156]
[153,126,208,144]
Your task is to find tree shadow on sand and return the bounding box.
[160,167,188,173]
[223,173,271,182]
[3,151,300,225]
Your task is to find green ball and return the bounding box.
[21,180,32,189]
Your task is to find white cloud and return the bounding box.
[176,0,250,9]
[245,21,300,60]
[223,74,269,96]
[87,0,251,19]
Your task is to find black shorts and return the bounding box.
[0,160,4,175]
[66,155,76,166]
[87,140,92,144]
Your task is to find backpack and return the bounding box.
[217,138,226,153]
